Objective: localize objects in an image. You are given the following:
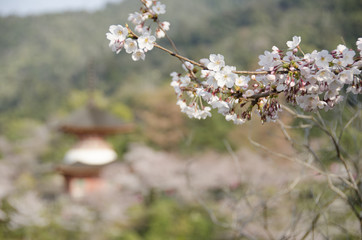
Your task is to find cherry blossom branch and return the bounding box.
[153,42,203,67]
[248,136,347,185]
[280,104,362,233]
[300,196,339,240]
[277,116,357,191]
[156,42,272,75]
[338,109,361,143]
[282,105,361,193]
[248,133,361,230]
[128,25,272,77]
[107,0,362,126]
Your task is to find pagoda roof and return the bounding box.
[56,162,107,178]
[59,103,134,135]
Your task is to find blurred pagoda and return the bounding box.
[57,64,134,198]
[57,102,134,198]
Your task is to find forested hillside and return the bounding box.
[0,0,361,150]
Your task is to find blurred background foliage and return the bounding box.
[0,196,220,240]
[117,197,220,240]
[0,0,361,239]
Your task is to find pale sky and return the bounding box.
[0,0,123,16]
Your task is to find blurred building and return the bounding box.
[57,102,133,199]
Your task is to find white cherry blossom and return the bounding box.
[303,50,318,63]
[356,38,362,51]
[306,83,319,94]
[347,85,361,94]
[196,88,212,101]
[315,50,333,69]
[225,113,237,122]
[243,89,255,98]
[199,58,210,67]
[106,35,123,54]
[194,107,212,119]
[201,69,213,79]
[156,29,165,38]
[272,46,279,54]
[338,68,360,84]
[258,51,281,70]
[132,49,145,61]
[340,49,355,66]
[283,51,300,62]
[152,2,166,15]
[138,33,156,51]
[235,75,250,89]
[215,66,237,88]
[333,57,344,66]
[336,44,347,53]
[265,74,276,83]
[234,117,246,125]
[315,69,335,84]
[155,21,170,38]
[209,97,230,114]
[170,82,181,96]
[179,75,191,87]
[144,0,153,8]
[296,95,324,111]
[206,75,218,89]
[160,21,170,31]
[124,38,138,53]
[109,25,128,42]
[128,12,144,25]
[207,54,225,71]
[182,62,194,72]
[286,36,301,50]
[106,25,128,54]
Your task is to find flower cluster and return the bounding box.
[106,0,169,61]
[256,38,362,112]
[170,38,361,123]
[107,0,362,125]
